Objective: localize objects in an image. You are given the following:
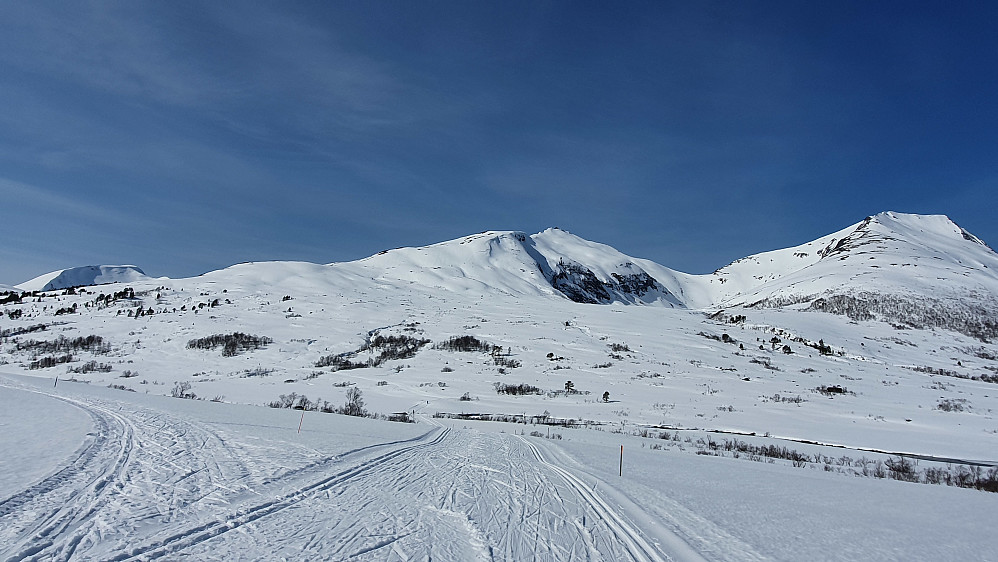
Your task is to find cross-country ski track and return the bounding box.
[0,377,699,561]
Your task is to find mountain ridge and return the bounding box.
[10,213,997,337]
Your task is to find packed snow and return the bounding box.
[3,212,998,560]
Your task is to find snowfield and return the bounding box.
[3,212,998,559]
[1,374,995,561]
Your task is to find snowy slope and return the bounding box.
[4,212,998,559]
[16,265,150,292]
[328,213,998,319]
[336,231,561,299]
[331,228,683,305]
[1,374,996,561]
[706,212,998,307]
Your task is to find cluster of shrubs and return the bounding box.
[1,292,24,305]
[265,388,413,423]
[68,360,113,374]
[937,398,969,412]
[315,355,368,371]
[494,382,542,395]
[16,335,109,355]
[187,333,273,356]
[435,335,495,353]
[362,334,429,360]
[0,323,47,338]
[316,334,430,371]
[107,384,135,392]
[54,303,78,315]
[29,354,74,370]
[904,364,998,385]
[435,335,521,369]
[493,355,521,369]
[641,429,998,494]
[695,436,812,467]
[698,331,740,345]
[171,381,197,399]
[814,385,853,396]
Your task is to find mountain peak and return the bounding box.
[16,265,149,292]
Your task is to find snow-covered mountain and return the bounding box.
[331,229,684,306]
[10,212,996,339]
[697,212,998,306]
[687,212,998,340]
[323,212,998,339]
[334,213,998,317]
[15,265,150,292]
[12,213,996,309]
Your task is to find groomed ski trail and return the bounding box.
[1,379,705,561]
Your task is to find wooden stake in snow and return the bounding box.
[298,408,305,434]
[54,376,58,388]
[619,445,623,476]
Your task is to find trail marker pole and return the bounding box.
[298,408,305,434]
[619,445,623,476]
[54,376,58,388]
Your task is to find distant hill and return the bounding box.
[16,265,150,292]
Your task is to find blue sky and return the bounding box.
[2,1,996,285]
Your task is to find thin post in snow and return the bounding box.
[54,376,58,388]
[619,445,623,477]
[298,408,305,434]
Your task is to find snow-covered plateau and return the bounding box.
[2,211,997,560]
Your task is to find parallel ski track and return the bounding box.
[111,426,450,560]
[517,435,667,562]
[0,388,135,562]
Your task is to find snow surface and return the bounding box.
[3,212,998,559]
[0,385,93,497]
[1,373,995,561]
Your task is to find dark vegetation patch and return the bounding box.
[903,364,998,385]
[315,333,430,371]
[187,333,273,356]
[434,335,494,353]
[0,323,48,338]
[434,335,520,369]
[29,354,74,369]
[749,357,781,371]
[434,411,598,427]
[814,385,854,396]
[637,429,998,493]
[16,335,109,355]
[266,389,412,422]
[803,293,998,342]
[493,382,542,395]
[68,360,113,374]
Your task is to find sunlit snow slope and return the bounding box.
[16,265,150,292]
